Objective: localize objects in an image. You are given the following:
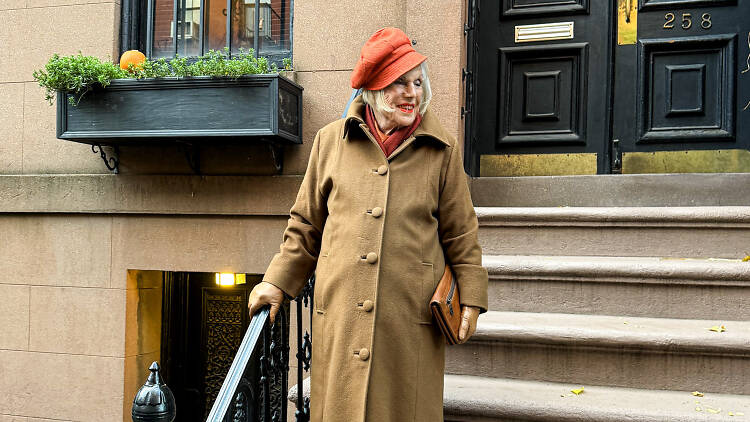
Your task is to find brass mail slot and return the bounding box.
[480,153,597,177]
[515,22,574,43]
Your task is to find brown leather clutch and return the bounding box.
[430,265,461,345]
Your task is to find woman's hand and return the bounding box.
[458,306,480,343]
[248,281,286,323]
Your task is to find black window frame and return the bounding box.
[120,0,293,66]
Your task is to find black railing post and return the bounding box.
[294,275,314,422]
[132,362,177,422]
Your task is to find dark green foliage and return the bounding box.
[33,48,291,105]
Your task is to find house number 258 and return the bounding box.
[664,12,712,30]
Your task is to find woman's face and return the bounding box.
[380,65,424,130]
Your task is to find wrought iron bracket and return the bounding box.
[179,142,201,174]
[92,144,120,174]
[268,142,284,173]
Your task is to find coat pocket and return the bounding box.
[314,256,328,313]
[419,262,435,324]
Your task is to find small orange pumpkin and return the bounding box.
[119,50,146,71]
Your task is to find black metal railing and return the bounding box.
[205,302,289,422]
[132,275,315,422]
[293,276,314,422]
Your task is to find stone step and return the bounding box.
[476,207,750,259]
[445,311,750,395]
[444,374,750,422]
[469,173,750,207]
[484,254,750,319]
[289,374,750,421]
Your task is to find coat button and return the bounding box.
[371,207,383,218]
[359,348,370,361]
[377,165,388,175]
[362,300,374,312]
[366,252,378,264]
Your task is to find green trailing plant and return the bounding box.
[33,48,291,106]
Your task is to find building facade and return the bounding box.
[1,0,749,421]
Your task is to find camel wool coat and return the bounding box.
[263,96,488,422]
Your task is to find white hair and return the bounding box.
[361,62,432,116]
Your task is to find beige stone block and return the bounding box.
[22,82,107,174]
[0,285,30,350]
[0,83,24,173]
[29,286,126,356]
[122,351,160,422]
[293,0,405,71]
[284,70,352,174]
[0,215,111,288]
[0,350,123,421]
[407,0,463,140]
[110,215,287,289]
[0,414,28,421]
[0,1,25,10]
[26,418,72,422]
[0,10,24,82]
[2,3,118,83]
[28,0,116,7]
[124,285,162,357]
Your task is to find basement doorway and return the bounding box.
[160,271,263,420]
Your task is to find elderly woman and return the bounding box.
[248,27,488,422]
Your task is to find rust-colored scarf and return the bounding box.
[364,105,422,158]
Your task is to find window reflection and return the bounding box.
[153,0,201,57]
[152,0,291,59]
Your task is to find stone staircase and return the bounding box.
[443,205,750,421]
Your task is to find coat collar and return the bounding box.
[343,95,452,148]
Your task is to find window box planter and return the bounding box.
[56,74,302,173]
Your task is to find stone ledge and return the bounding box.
[470,311,750,357]
[470,173,750,207]
[0,175,303,215]
[290,374,750,420]
[484,255,750,286]
[476,206,750,228]
[444,375,750,422]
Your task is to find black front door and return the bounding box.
[472,0,615,176]
[469,0,750,176]
[612,0,750,173]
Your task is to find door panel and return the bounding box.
[499,43,588,145]
[614,0,749,169]
[475,0,613,175]
[639,34,736,143]
[502,0,589,17]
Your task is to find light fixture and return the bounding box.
[215,273,246,286]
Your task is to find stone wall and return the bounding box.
[0,0,467,420]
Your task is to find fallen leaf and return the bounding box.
[692,391,705,397]
[571,387,585,395]
[736,412,745,416]
[742,256,750,262]
[696,406,702,412]
[706,407,721,414]
[729,412,735,416]
[709,325,727,333]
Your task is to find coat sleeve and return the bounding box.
[263,131,329,299]
[438,143,488,313]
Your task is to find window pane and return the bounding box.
[230,0,291,56]
[205,0,228,52]
[262,0,291,54]
[152,0,175,57]
[153,0,201,57]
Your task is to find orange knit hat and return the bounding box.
[351,27,427,91]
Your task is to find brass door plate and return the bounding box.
[480,153,598,177]
[618,0,637,45]
[623,150,750,174]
